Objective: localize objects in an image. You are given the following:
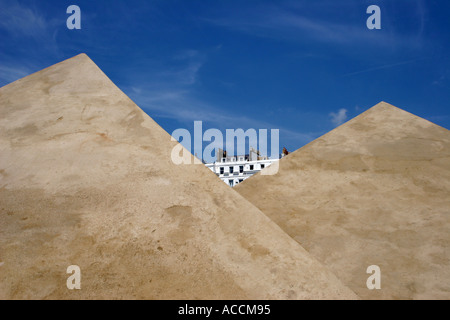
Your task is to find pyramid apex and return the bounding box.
[64,52,95,65]
[355,101,424,124]
[72,53,91,60]
[369,101,400,111]
[0,54,358,300]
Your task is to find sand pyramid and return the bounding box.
[236,102,450,299]
[0,54,357,299]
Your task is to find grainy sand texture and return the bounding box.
[0,54,357,300]
[236,102,450,299]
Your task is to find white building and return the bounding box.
[205,148,281,187]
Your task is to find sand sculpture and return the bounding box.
[236,102,450,299]
[0,54,357,299]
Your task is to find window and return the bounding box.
[239,166,244,173]
[229,180,234,187]
[229,166,234,174]
[220,167,224,175]
[250,165,254,170]
[261,164,265,169]
[239,179,244,183]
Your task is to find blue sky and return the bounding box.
[1,0,449,156]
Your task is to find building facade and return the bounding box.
[205,148,281,187]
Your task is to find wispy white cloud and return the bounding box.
[128,84,319,153]
[123,48,317,150]
[0,65,32,85]
[157,61,203,86]
[204,2,424,50]
[123,49,206,122]
[329,108,348,126]
[0,0,51,38]
[426,115,449,123]
[131,86,142,94]
[343,57,430,77]
[140,49,205,88]
[0,0,61,74]
[431,68,450,87]
[208,10,380,47]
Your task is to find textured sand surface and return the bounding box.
[0,54,357,300]
[236,102,450,299]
